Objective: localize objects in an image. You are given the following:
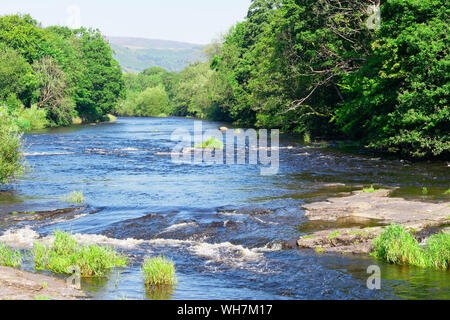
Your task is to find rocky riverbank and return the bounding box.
[0,267,87,300]
[294,190,450,254]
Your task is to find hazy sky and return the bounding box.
[0,0,252,44]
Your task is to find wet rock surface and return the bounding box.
[0,267,87,300]
[296,190,450,254]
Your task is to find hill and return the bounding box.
[106,36,206,73]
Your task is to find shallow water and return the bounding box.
[1,117,449,300]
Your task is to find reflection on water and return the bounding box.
[0,117,448,300]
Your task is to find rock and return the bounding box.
[296,190,450,254]
[0,267,88,300]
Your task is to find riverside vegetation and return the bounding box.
[113,0,449,160]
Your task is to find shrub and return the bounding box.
[0,106,24,185]
[142,256,177,287]
[0,244,22,267]
[33,231,128,277]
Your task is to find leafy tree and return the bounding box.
[32,57,76,126]
[0,45,37,106]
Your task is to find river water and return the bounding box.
[0,117,449,300]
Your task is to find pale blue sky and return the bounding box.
[0,0,252,44]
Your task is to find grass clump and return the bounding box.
[372,225,450,270]
[34,231,128,277]
[194,137,224,150]
[362,185,377,193]
[63,191,84,204]
[443,189,450,195]
[0,244,22,267]
[328,231,340,240]
[422,187,429,195]
[142,256,177,287]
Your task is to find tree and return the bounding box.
[32,57,76,126]
[0,45,37,106]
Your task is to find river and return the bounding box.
[0,117,449,300]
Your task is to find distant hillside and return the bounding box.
[106,36,206,73]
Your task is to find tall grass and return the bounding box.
[63,191,84,204]
[142,256,177,287]
[34,231,128,277]
[0,244,22,267]
[372,225,449,270]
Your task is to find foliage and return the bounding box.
[194,137,224,150]
[142,256,177,287]
[0,106,24,184]
[0,14,125,126]
[372,225,450,270]
[63,191,84,204]
[0,244,22,268]
[34,231,128,277]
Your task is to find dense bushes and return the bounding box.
[0,14,124,127]
[164,0,449,159]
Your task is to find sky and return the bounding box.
[0,0,252,44]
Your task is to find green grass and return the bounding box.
[443,189,450,195]
[194,137,224,150]
[62,191,84,204]
[0,244,22,267]
[34,296,51,300]
[362,185,377,193]
[422,187,429,195]
[328,231,341,240]
[314,247,325,254]
[372,225,450,270]
[348,230,370,237]
[33,231,128,277]
[142,256,177,287]
[302,235,315,239]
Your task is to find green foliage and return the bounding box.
[0,14,124,126]
[134,86,170,117]
[34,231,128,277]
[328,231,341,240]
[194,137,224,150]
[362,185,376,193]
[372,225,450,270]
[63,191,84,204]
[0,106,24,184]
[142,256,177,286]
[0,244,22,268]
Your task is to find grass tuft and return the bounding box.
[63,191,84,204]
[0,244,22,267]
[328,231,340,240]
[142,256,177,287]
[194,137,224,150]
[362,185,377,193]
[372,225,449,270]
[33,231,128,277]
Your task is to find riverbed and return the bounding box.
[0,117,449,300]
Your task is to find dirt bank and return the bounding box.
[0,267,87,300]
[295,190,450,254]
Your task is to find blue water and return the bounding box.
[1,117,449,300]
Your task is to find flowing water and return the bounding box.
[0,117,449,300]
